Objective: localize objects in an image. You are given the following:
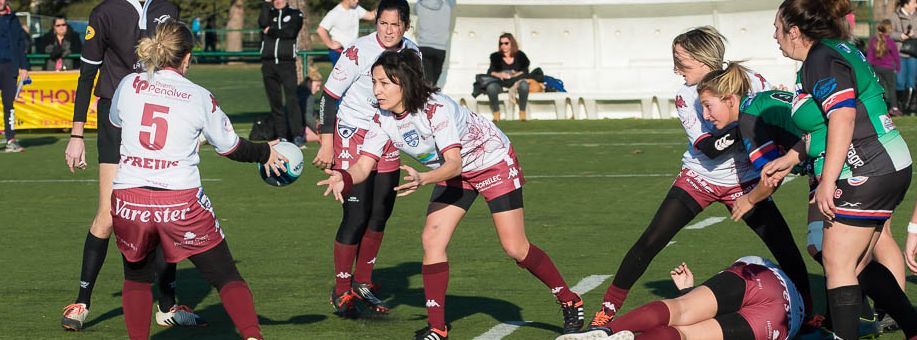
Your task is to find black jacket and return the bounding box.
[0,11,29,70]
[258,3,303,63]
[39,26,82,70]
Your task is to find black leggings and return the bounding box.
[123,241,243,291]
[334,171,398,245]
[611,186,811,308]
[703,271,757,340]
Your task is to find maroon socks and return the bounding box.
[219,281,262,340]
[353,230,384,284]
[122,280,153,340]
[422,262,449,330]
[333,241,357,294]
[516,244,577,302]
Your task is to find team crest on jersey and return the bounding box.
[85,26,95,40]
[812,77,838,101]
[402,130,419,147]
[770,92,793,104]
[338,125,356,139]
[675,95,687,109]
[740,95,755,111]
[344,46,359,65]
[847,177,868,186]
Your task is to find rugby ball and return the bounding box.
[258,141,304,186]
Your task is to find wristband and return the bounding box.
[70,135,83,139]
[335,169,353,196]
[908,222,917,234]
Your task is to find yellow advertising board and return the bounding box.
[13,70,98,130]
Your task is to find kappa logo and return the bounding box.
[602,302,617,312]
[508,167,519,178]
[344,46,359,65]
[153,15,172,24]
[132,76,150,94]
[338,150,353,160]
[423,102,444,119]
[754,73,768,88]
[367,257,376,264]
[336,272,352,279]
[551,286,563,294]
[80,281,90,289]
[338,125,356,139]
[403,130,420,147]
[183,232,196,240]
[425,299,441,308]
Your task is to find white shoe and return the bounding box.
[155,304,208,327]
[608,331,634,340]
[556,329,633,340]
[61,303,89,331]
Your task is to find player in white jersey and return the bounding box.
[108,21,283,340]
[318,50,584,340]
[559,256,804,340]
[313,0,417,316]
[575,26,813,336]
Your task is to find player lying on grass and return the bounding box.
[559,256,803,340]
[109,21,287,340]
[318,49,583,340]
[697,61,917,339]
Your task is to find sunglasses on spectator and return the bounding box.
[55,24,66,27]
[499,41,510,45]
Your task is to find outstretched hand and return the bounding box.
[670,262,694,291]
[316,169,345,203]
[393,165,422,197]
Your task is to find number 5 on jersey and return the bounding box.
[140,103,170,150]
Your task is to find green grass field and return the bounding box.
[2,64,916,339]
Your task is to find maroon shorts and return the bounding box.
[111,187,224,263]
[333,122,399,173]
[672,168,755,209]
[723,263,792,340]
[439,147,525,201]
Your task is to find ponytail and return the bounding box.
[696,61,752,98]
[135,20,194,77]
[875,19,892,59]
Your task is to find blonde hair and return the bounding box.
[875,19,892,58]
[696,61,751,98]
[673,26,727,72]
[135,20,194,77]
[307,65,322,83]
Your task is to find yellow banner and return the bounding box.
[13,70,98,130]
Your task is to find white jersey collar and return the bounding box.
[124,0,153,30]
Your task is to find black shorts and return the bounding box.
[833,166,911,228]
[97,98,121,164]
[429,186,523,214]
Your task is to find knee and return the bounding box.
[421,225,448,256]
[90,216,114,238]
[518,80,529,93]
[486,83,502,95]
[501,240,530,261]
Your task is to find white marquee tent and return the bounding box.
[408,0,800,120]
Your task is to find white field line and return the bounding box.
[666,241,677,248]
[526,174,672,179]
[0,178,222,183]
[569,142,683,147]
[472,275,612,340]
[505,130,683,136]
[684,216,727,230]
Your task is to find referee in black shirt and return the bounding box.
[61,0,204,331]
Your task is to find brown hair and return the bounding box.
[135,20,193,77]
[498,33,519,57]
[778,0,852,41]
[875,19,892,58]
[371,50,439,115]
[696,61,752,99]
[672,26,727,72]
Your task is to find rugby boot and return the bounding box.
[414,325,448,340]
[352,281,390,313]
[155,304,208,327]
[330,288,358,318]
[61,303,88,331]
[4,139,23,152]
[559,293,585,333]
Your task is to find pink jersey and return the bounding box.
[323,32,419,131]
[360,93,512,173]
[110,70,242,190]
[676,70,770,186]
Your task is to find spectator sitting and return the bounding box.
[39,16,81,71]
[868,19,902,116]
[317,0,375,66]
[486,33,530,121]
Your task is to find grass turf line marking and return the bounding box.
[666,241,677,248]
[506,130,683,136]
[527,174,672,179]
[684,217,727,230]
[0,179,223,183]
[472,275,612,340]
